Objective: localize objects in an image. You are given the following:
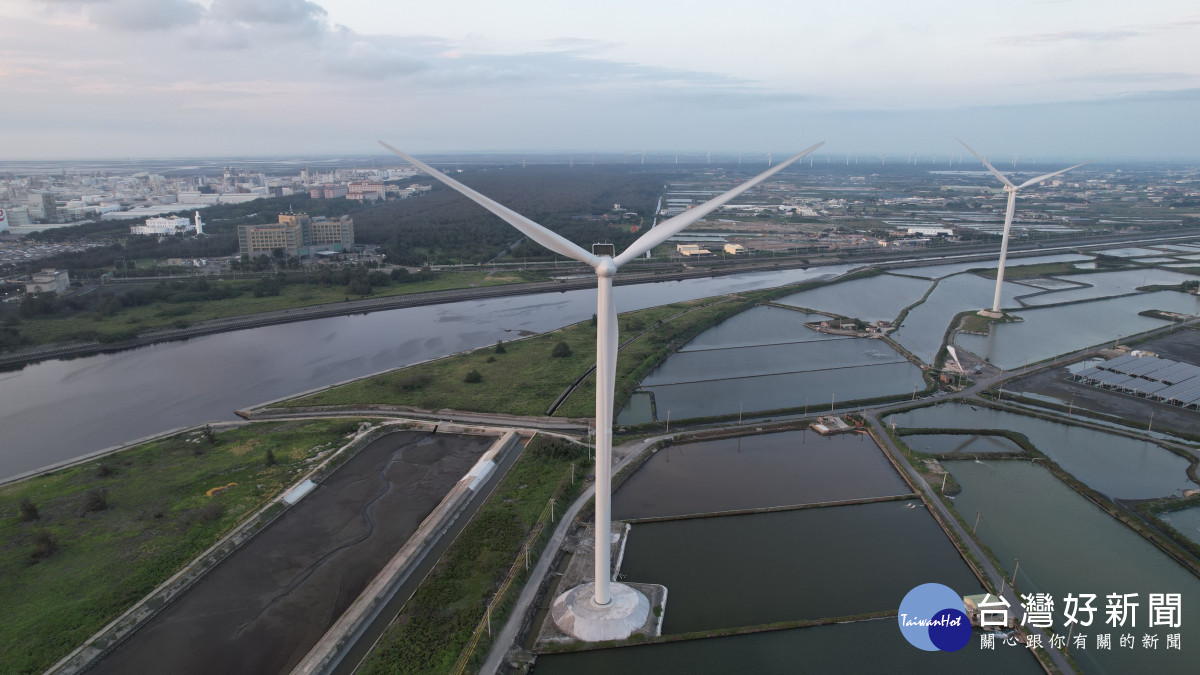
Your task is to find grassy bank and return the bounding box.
[13,270,543,348]
[359,435,589,674]
[0,419,369,674]
[277,296,751,417]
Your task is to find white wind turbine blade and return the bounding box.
[613,141,824,267]
[379,141,599,267]
[1016,161,1090,190]
[957,138,1014,188]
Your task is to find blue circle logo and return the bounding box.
[898,583,971,652]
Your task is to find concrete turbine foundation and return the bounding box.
[550,582,650,642]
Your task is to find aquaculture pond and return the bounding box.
[612,430,910,520]
[946,461,1200,675]
[774,273,933,323]
[533,617,1040,675]
[890,273,1023,365]
[893,254,1093,280]
[627,305,924,420]
[620,501,984,634]
[1019,269,1200,307]
[1159,505,1200,549]
[886,404,1196,499]
[902,433,1025,455]
[956,291,1200,370]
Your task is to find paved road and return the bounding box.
[480,435,665,675]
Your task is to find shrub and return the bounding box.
[494,340,506,354]
[30,531,58,560]
[266,447,277,466]
[464,370,483,383]
[197,501,224,523]
[19,498,39,522]
[83,488,108,513]
[96,463,115,478]
[485,356,496,363]
[202,425,218,445]
[551,342,572,358]
[393,372,432,392]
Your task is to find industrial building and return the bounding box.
[1072,354,1200,409]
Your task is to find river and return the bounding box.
[0,265,856,480]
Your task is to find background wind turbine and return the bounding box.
[380,139,823,633]
[957,139,1088,316]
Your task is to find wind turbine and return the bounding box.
[957,139,1088,316]
[379,139,824,639]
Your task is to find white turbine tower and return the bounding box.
[380,139,824,639]
[957,139,1088,317]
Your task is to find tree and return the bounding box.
[201,424,217,445]
[551,342,572,358]
[494,340,506,354]
[266,448,277,466]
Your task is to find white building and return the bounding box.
[28,269,70,294]
[906,226,954,237]
[131,215,191,236]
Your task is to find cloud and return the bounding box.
[50,0,204,31]
[997,16,1200,46]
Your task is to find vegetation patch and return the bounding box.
[0,418,366,674]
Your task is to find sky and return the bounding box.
[2,0,1199,160]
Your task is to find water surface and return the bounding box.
[957,291,1200,369]
[533,618,1040,675]
[947,461,1200,675]
[621,501,984,633]
[613,430,909,519]
[887,404,1196,499]
[775,274,932,322]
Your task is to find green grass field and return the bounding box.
[15,270,543,347]
[277,295,750,417]
[0,418,370,674]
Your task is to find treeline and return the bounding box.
[22,166,662,275]
[354,166,661,265]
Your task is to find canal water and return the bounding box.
[620,501,985,634]
[945,460,1200,675]
[902,433,1025,454]
[532,616,1041,674]
[886,404,1196,499]
[774,273,933,323]
[956,291,1200,369]
[2,265,864,480]
[612,430,910,520]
